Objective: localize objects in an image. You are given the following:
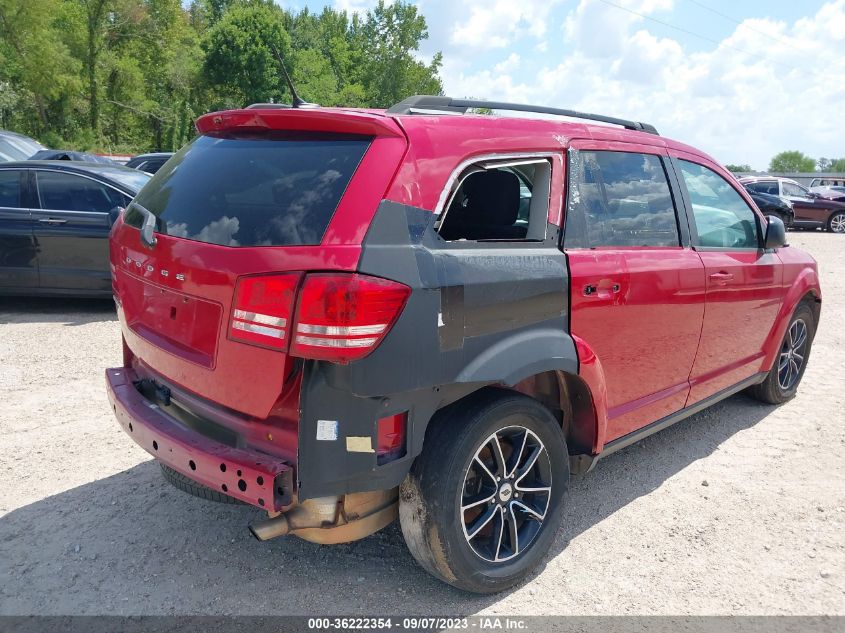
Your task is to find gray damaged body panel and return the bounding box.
[297,201,577,499]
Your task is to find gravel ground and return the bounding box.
[0,232,843,616]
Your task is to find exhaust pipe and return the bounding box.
[248,490,399,544]
[249,496,340,541]
[249,513,292,541]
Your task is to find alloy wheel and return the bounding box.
[830,213,845,233]
[460,426,552,563]
[778,318,808,391]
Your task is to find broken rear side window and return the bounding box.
[125,132,371,247]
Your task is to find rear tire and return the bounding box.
[748,302,815,404]
[399,389,569,593]
[159,463,244,505]
[828,211,845,233]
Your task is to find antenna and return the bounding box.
[271,44,314,108]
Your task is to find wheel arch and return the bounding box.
[761,272,822,373]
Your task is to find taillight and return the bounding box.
[289,273,410,364]
[377,412,407,465]
[229,274,301,351]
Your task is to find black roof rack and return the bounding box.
[386,95,659,135]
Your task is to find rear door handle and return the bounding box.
[583,282,621,297]
[709,271,734,284]
[38,218,68,225]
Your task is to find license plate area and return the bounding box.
[122,274,222,368]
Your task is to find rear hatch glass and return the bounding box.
[125,132,371,247]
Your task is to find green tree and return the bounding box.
[202,1,292,107]
[724,164,752,173]
[817,157,831,172]
[359,0,442,107]
[0,0,80,133]
[769,151,816,173]
[828,158,845,172]
[0,0,444,153]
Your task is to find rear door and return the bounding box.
[564,143,706,441]
[0,168,38,289]
[672,156,782,403]
[32,169,128,292]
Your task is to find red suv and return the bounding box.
[107,96,821,593]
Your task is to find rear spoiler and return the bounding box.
[195,108,404,138]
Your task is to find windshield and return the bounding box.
[125,133,371,247]
[0,134,43,161]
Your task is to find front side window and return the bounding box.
[565,150,680,248]
[782,181,809,198]
[679,160,760,249]
[36,171,125,214]
[0,171,22,208]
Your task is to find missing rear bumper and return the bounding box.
[106,367,294,511]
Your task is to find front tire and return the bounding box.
[399,389,569,593]
[749,302,815,404]
[828,211,845,233]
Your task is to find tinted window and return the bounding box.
[565,150,679,248]
[36,171,125,213]
[679,160,759,249]
[126,133,371,247]
[144,159,168,174]
[0,170,21,207]
[745,181,778,196]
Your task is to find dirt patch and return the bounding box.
[1,233,843,615]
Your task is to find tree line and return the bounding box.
[726,152,845,174]
[0,0,443,154]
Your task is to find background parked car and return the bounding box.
[810,177,845,188]
[810,186,845,203]
[0,130,45,162]
[740,176,845,233]
[0,161,150,296]
[29,149,116,164]
[125,152,173,174]
[747,190,794,227]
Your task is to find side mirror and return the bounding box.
[764,215,787,249]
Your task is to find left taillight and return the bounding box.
[228,274,301,351]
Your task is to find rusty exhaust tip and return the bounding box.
[249,513,291,541]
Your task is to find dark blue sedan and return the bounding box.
[0,161,151,297]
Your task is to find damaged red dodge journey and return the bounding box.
[107,96,821,593]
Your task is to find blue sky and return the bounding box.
[272,0,845,169]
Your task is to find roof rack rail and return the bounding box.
[386,95,659,135]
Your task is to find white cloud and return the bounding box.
[440,0,845,169]
[449,0,563,49]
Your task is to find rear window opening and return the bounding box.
[125,132,371,247]
[437,158,551,242]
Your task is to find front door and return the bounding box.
[0,169,38,290]
[32,169,126,293]
[673,157,783,404]
[564,145,706,441]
